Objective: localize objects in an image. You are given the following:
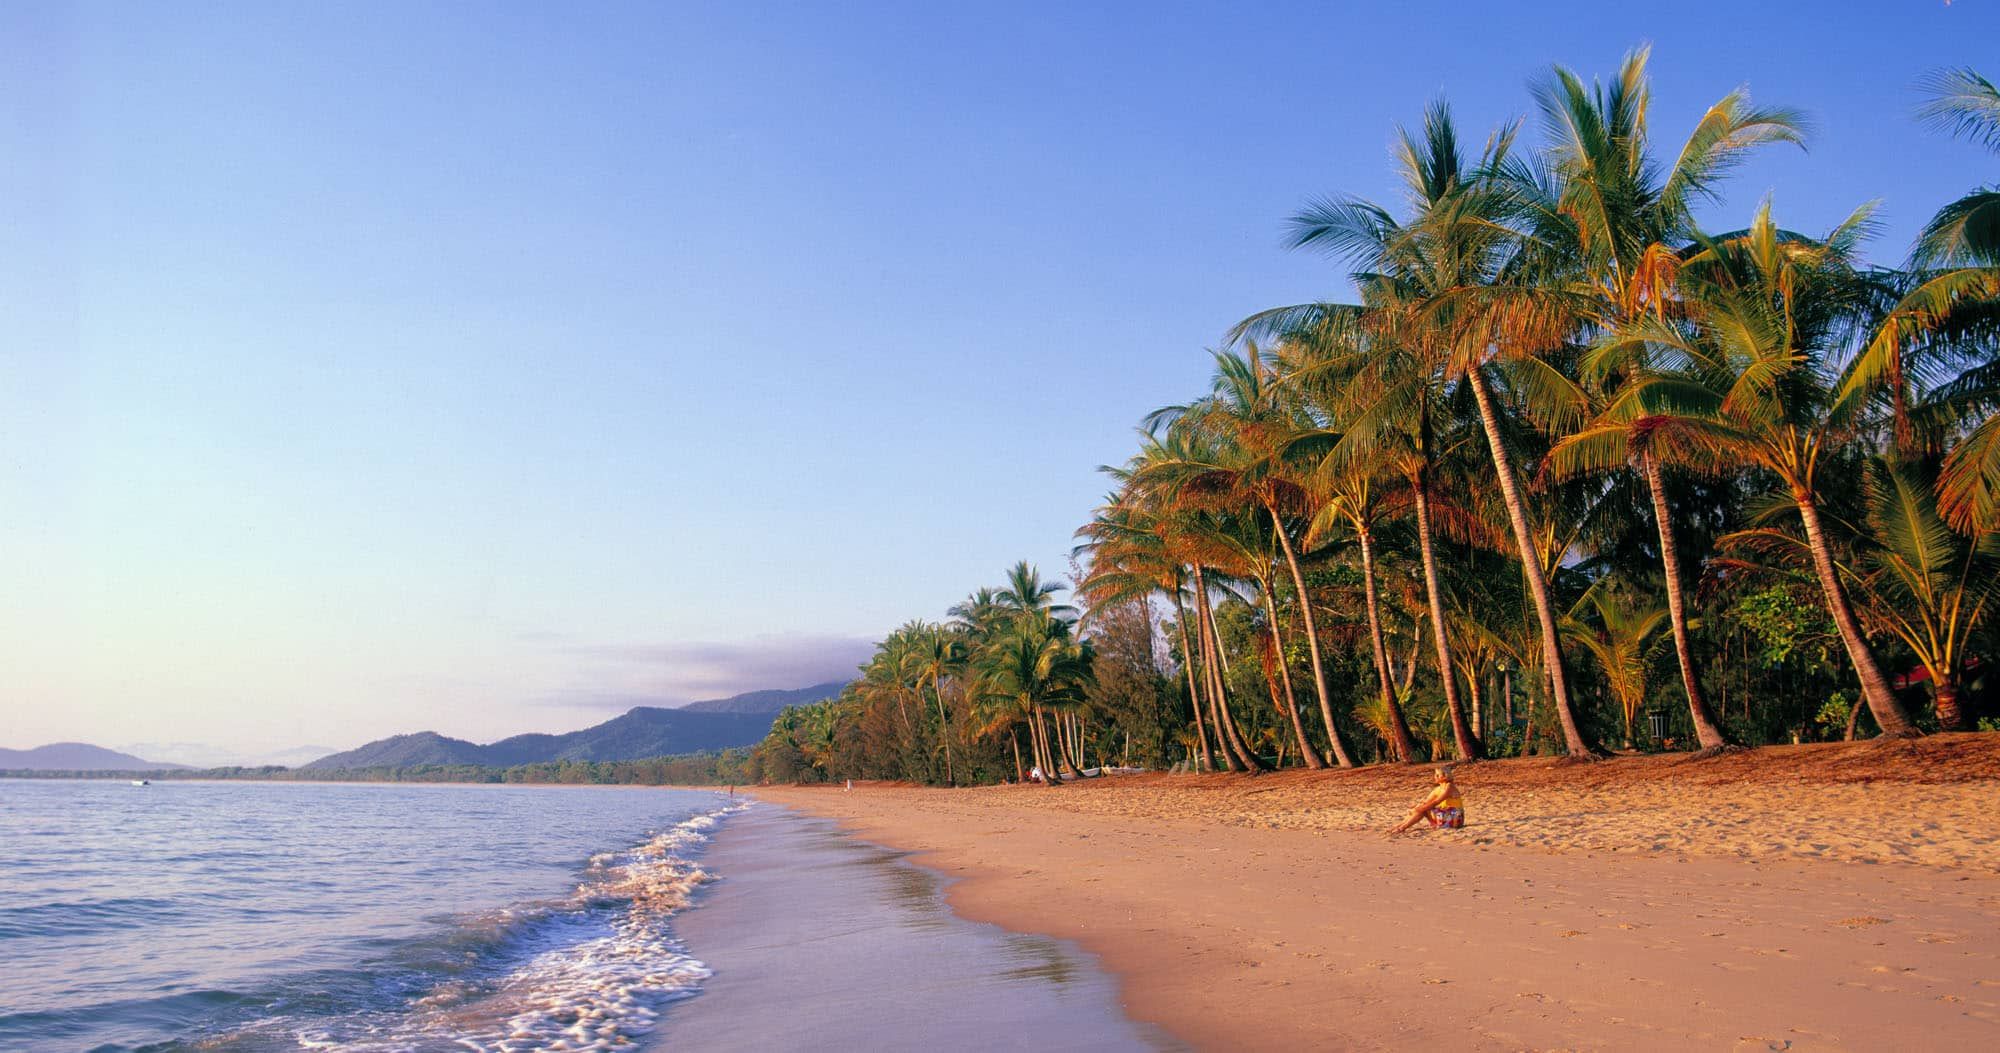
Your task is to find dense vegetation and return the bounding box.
[755,52,2000,784]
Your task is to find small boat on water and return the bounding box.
[130,779,150,787]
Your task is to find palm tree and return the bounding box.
[1608,204,1923,736]
[1244,107,1520,759]
[1525,48,1802,753]
[1722,458,1998,730]
[1562,582,1670,748]
[973,611,1091,786]
[903,623,966,785]
[1075,485,1220,772]
[997,561,1078,620]
[1142,349,1350,766]
[1298,442,1421,761]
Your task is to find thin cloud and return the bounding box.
[542,633,873,708]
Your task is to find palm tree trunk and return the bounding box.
[1359,526,1418,762]
[1640,452,1734,752]
[1055,715,1086,777]
[933,684,955,786]
[1010,727,1024,783]
[1270,510,1355,767]
[1032,707,1063,785]
[1795,492,1921,737]
[1934,680,1968,732]
[1465,367,1599,758]
[1467,664,1485,742]
[1259,577,1324,768]
[1190,575,1242,772]
[1411,473,1484,761]
[1172,587,1216,772]
[1196,614,1240,770]
[1195,566,1268,771]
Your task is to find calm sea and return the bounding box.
[0,779,736,1051]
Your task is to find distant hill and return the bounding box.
[301,696,819,771]
[0,742,190,771]
[678,680,849,715]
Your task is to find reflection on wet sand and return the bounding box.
[655,805,1169,1051]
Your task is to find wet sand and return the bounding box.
[654,803,1164,1051]
[755,743,2000,1050]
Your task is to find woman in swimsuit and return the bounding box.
[1388,765,1464,835]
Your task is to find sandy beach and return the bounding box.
[755,736,2000,1050]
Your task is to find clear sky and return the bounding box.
[3,1,1994,761]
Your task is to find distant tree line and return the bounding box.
[1,750,757,786]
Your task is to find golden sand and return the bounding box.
[755,736,2000,1049]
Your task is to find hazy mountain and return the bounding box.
[303,704,791,770]
[0,742,190,771]
[303,732,494,770]
[678,680,849,714]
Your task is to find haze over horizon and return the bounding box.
[5,1,1994,754]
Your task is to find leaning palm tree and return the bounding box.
[1608,203,1923,736]
[1524,48,1802,753]
[1720,458,1999,730]
[1144,348,1350,766]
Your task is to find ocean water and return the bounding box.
[0,779,736,1051]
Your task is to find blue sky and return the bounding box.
[2,1,1994,758]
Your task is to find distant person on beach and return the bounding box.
[1388,766,1464,835]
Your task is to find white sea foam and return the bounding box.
[278,803,745,1052]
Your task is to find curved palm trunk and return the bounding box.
[1410,475,1483,761]
[1639,453,1734,752]
[1054,715,1087,777]
[1010,728,1024,783]
[1172,591,1216,772]
[1258,577,1324,768]
[1359,527,1419,762]
[1795,492,1921,737]
[1031,706,1063,785]
[932,683,956,786]
[1194,566,1269,771]
[1465,367,1598,758]
[1190,572,1243,772]
[1270,512,1355,767]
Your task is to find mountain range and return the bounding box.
[0,742,191,771]
[301,680,849,770]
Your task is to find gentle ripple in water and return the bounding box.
[0,779,734,1050]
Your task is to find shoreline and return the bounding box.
[655,802,1159,1050]
[754,745,2000,1049]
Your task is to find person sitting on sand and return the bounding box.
[1388,765,1464,835]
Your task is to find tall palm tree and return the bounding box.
[1243,107,1526,758]
[903,623,967,785]
[1607,204,1923,736]
[1526,48,1803,753]
[1144,349,1349,766]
